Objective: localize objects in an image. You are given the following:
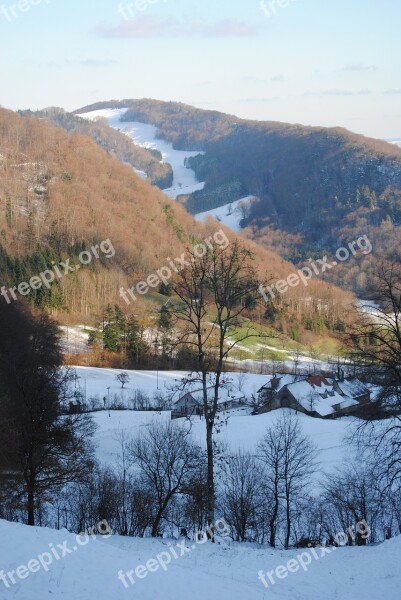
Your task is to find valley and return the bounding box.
[1,3,401,598]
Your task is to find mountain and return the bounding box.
[75,100,401,295]
[0,107,353,357]
[18,107,173,189]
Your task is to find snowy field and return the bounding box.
[1,518,400,600]
[195,196,255,233]
[1,366,396,599]
[71,366,268,404]
[69,367,353,475]
[79,108,205,199]
[92,407,352,478]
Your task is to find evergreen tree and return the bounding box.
[103,304,121,352]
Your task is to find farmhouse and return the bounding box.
[172,385,246,419]
[257,373,371,419]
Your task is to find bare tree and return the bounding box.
[129,421,200,537]
[259,412,317,548]
[237,372,248,393]
[347,260,401,399]
[258,422,285,547]
[347,261,401,490]
[292,349,302,374]
[219,451,264,542]
[115,372,129,389]
[113,429,133,536]
[169,239,268,536]
[323,462,378,545]
[235,199,251,223]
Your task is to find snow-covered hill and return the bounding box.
[194,196,255,232]
[1,366,396,599]
[67,367,353,475]
[79,108,205,199]
[92,407,351,478]
[1,518,400,600]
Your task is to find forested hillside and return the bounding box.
[76,100,401,295]
[19,107,173,189]
[0,108,357,364]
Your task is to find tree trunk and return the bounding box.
[151,507,165,537]
[285,495,291,549]
[206,418,215,539]
[269,474,280,547]
[269,511,277,547]
[27,484,35,526]
[151,497,171,537]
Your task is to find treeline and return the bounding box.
[245,185,401,295]
[3,402,400,547]
[85,303,199,370]
[0,241,112,312]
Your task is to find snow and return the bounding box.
[91,406,353,475]
[69,366,267,406]
[1,518,400,599]
[60,367,355,471]
[195,196,255,233]
[286,380,336,416]
[2,366,397,598]
[336,378,370,399]
[79,108,206,199]
[134,168,147,179]
[65,367,353,473]
[60,326,91,355]
[93,410,171,465]
[70,366,193,402]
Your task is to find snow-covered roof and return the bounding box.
[336,377,370,399]
[175,386,245,406]
[336,397,359,410]
[275,374,305,392]
[285,380,355,417]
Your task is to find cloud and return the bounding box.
[322,89,372,96]
[343,64,377,72]
[96,16,258,38]
[385,89,401,95]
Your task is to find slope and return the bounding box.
[0,518,399,600]
[0,107,355,358]
[75,100,401,296]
